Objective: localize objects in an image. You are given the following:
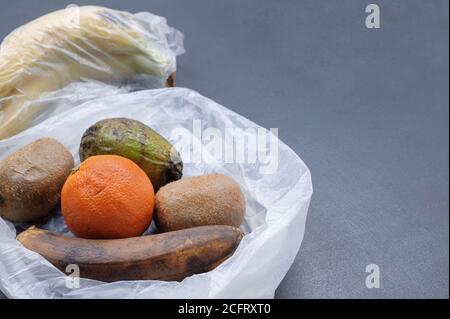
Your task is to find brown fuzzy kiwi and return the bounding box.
[0,138,74,222]
[155,174,246,232]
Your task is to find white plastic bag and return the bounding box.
[0,6,184,139]
[0,86,312,298]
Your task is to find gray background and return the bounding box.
[0,0,448,298]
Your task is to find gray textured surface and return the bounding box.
[0,0,448,299]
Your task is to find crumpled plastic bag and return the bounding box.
[0,86,312,298]
[0,6,184,139]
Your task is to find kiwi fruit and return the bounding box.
[155,174,246,232]
[0,138,74,223]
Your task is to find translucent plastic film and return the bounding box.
[0,6,184,139]
[0,87,312,298]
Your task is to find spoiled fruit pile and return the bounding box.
[0,5,246,285]
[1,117,246,283]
